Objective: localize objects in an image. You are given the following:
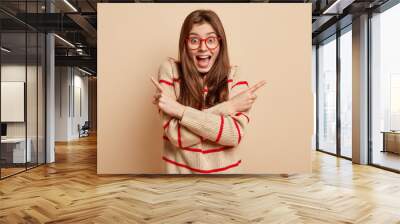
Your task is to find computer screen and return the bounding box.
[1,123,7,137]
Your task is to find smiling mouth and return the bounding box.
[195,55,212,68]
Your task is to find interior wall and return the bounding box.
[1,64,38,139]
[55,67,89,141]
[88,77,97,132]
[73,72,89,137]
[55,66,70,141]
[98,3,313,174]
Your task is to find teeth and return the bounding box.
[198,55,210,59]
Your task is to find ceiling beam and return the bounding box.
[67,13,97,46]
[55,55,96,69]
[322,0,356,14]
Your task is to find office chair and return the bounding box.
[79,121,90,138]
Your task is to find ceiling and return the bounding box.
[0,0,394,75]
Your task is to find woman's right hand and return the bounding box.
[226,80,266,114]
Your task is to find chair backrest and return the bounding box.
[82,121,90,129]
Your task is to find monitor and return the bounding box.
[1,123,7,137]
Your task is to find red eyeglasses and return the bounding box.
[186,36,221,50]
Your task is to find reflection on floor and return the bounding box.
[373,150,400,170]
[340,147,352,158]
[0,167,25,177]
[0,162,43,178]
[0,135,400,223]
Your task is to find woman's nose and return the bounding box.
[199,40,207,51]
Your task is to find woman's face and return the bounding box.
[187,22,220,74]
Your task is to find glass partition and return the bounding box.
[1,31,28,177]
[0,1,46,179]
[27,31,38,169]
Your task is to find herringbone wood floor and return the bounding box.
[1,134,400,224]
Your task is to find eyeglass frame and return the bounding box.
[185,36,222,50]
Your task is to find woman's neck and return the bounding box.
[200,73,207,86]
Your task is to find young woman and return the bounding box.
[152,9,266,174]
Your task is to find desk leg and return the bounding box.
[382,133,386,153]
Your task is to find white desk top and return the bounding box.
[1,138,28,143]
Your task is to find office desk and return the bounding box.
[1,138,32,164]
[381,131,400,154]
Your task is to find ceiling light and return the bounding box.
[54,34,75,48]
[78,67,93,76]
[63,0,78,12]
[1,47,11,53]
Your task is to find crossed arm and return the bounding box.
[160,100,237,148]
[153,60,264,148]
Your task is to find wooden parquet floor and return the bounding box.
[1,134,400,223]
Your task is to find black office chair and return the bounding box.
[79,121,90,138]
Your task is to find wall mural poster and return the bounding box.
[98,3,312,174]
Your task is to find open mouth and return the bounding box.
[195,55,212,68]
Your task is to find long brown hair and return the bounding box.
[177,9,231,109]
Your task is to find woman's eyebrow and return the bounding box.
[189,32,217,36]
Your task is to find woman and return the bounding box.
[152,9,266,174]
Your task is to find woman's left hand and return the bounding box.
[153,91,186,119]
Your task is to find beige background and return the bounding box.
[97,3,313,174]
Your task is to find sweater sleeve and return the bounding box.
[202,101,232,115]
[158,59,202,148]
[180,66,250,146]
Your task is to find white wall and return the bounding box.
[55,66,70,141]
[55,66,89,141]
[72,73,89,138]
[1,65,26,134]
[1,65,37,138]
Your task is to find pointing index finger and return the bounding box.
[248,80,267,93]
[150,76,163,92]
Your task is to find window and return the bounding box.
[371,2,400,171]
[339,27,352,158]
[317,36,337,154]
